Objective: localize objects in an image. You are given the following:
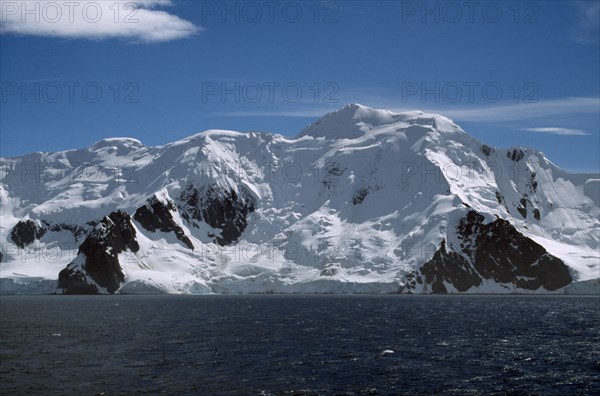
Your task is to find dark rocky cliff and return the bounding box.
[420,211,572,293]
[58,210,139,294]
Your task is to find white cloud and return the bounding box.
[410,97,600,123]
[523,127,590,136]
[0,0,201,42]
[572,1,600,44]
[216,97,600,125]
[214,106,343,118]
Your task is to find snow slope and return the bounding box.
[1,104,598,294]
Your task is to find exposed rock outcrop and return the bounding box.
[481,144,494,156]
[42,221,89,240]
[58,210,139,294]
[458,211,571,290]
[507,148,525,162]
[178,185,255,246]
[134,195,194,250]
[420,239,482,293]
[420,211,572,293]
[352,185,381,205]
[10,219,91,249]
[10,220,46,248]
[322,162,346,189]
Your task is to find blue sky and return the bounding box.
[1,0,598,172]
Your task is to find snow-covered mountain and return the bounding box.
[1,104,598,294]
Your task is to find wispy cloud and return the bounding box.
[214,97,600,125]
[572,1,600,44]
[411,97,600,123]
[524,127,590,136]
[0,0,201,43]
[214,106,343,118]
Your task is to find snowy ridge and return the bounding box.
[1,104,598,294]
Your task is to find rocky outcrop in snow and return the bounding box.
[178,184,255,246]
[58,210,139,294]
[134,195,194,250]
[10,220,46,248]
[420,211,573,293]
[9,219,90,250]
[420,239,483,293]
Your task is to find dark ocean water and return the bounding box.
[1,295,599,395]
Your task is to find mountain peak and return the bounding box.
[90,137,144,150]
[296,104,393,140]
[296,104,463,140]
